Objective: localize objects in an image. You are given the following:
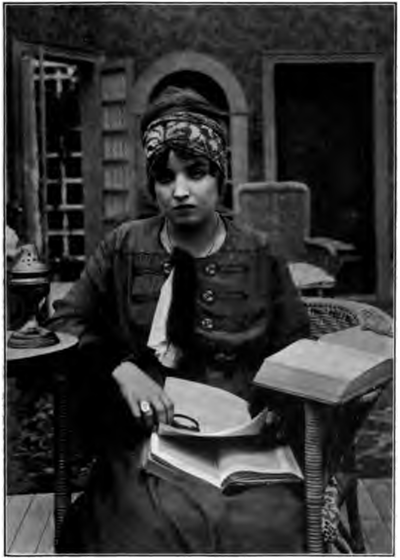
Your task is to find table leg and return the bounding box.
[304,402,324,553]
[54,367,71,550]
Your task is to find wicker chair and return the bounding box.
[52,297,393,552]
[235,181,357,277]
[301,297,393,553]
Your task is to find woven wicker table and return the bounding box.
[6,332,78,549]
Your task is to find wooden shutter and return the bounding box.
[98,58,135,236]
[10,41,44,252]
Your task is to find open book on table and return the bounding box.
[253,338,393,405]
[142,377,303,492]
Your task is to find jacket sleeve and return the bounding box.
[249,251,309,455]
[46,230,120,356]
[268,253,311,354]
[46,229,146,455]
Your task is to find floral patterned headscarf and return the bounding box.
[141,88,228,176]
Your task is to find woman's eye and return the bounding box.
[188,166,207,180]
[155,171,174,185]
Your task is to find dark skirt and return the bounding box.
[58,446,306,554]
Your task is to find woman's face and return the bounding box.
[153,151,219,228]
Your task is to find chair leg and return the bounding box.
[304,402,324,553]
[334,533,354,554]
[345,477,366,553]
[337,518,358,553]
[341,445,366,553]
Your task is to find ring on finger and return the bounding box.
[139,400,152,416]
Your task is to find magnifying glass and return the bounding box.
[171,413,200,432]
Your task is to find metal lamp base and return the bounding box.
[8,326,60,349]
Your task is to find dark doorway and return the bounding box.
[275,62,375,294]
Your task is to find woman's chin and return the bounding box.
[168,213,204,228]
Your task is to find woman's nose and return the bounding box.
[173,174,190,199]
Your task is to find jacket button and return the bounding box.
[204,263,217,276]
[200,317,214,330]
[202,289,215,304]
[163,261,172,275]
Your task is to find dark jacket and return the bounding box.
[47,214,309,453]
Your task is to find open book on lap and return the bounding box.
[160,377,268,438]
[145,434,303,493]
[142,377,303,492]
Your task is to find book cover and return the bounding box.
[253,338,393,405]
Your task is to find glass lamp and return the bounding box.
[7,244,59,349]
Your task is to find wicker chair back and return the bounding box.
[303,297,393,340]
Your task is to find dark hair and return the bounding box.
[147,146,224,198]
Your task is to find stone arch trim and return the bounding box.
[131,51,248,115]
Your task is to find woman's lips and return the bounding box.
[173,205,196,212]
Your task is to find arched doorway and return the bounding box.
[131,51,248,216]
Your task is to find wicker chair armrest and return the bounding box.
[304,237,355,258]
[303,238,358,276]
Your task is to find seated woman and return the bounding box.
[48,87,310,553]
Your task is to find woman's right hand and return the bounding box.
[112,361,174,430]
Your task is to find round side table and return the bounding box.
[7,332,78,550]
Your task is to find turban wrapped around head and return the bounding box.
[141,88,228,176]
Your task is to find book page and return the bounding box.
[159,409,269,439]
[217,442,303,482]
[161,377,251,436]
[148,433,221,488]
